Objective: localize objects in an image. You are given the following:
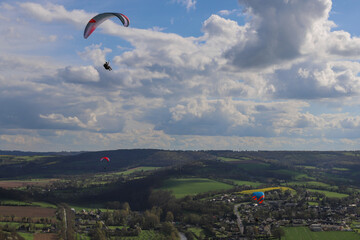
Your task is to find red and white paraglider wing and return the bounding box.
[100,157,110,162]
[84,12,130,39]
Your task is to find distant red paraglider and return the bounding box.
[100,157,110,162]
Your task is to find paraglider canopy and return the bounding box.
[100,157,110,162]
[84,12,130,39]
[251,192,265,204]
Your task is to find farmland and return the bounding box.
[0,179,58,189]
[34,233,58,240]
[281,227,360,240]
[0,206,56,219]
[117,166,161,175]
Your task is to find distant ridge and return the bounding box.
[0,150,82,156]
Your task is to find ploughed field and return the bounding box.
[0,206,56,218]
[34,233,58,240]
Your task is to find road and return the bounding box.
[234,204,244,235]
[63,208,67,240]
[179,232,188,240]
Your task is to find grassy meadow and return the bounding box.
[307,189,349,198]
[159,178,234,198]
[17,232,34,240]
[120,167,160,175]
[284,181,332,188]
[281,227,360,240]
[118,230,165,240]
[0,199,56,208]
[218,157,243,162]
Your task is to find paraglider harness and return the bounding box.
[103,61,112,71]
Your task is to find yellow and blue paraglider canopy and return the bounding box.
[251,191,265,204]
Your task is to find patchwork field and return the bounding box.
[160,178,234,198]
[282,227,360,240]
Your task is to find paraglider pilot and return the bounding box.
[103,61,112,71]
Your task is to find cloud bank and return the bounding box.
[1,0,360,151]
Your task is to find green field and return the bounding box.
[281,227,360,240]
[120,167,160,175]
[351,222,360,234]
[307,202,319,206]
[17,232,34,240]
[0,155,53,167]
[0,199,33,206]
[294,174,315,181]
[0,199,57,209]
[0,221,52,230]
[118,230,165,240]
[108,225,125,230]
[0,221,21,228]
[284,181,333,189]
[219,157,243,162]
[188,227,203,238]
[159,178,234,198]
[97,167,161,178]
[77,234,90,240]
[307,189,349,198]
[227,179,262,187]
[297,165,317,170]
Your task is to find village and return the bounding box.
[207,189,360,239]
[60,188,360,239]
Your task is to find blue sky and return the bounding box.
[1,0,360,151]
